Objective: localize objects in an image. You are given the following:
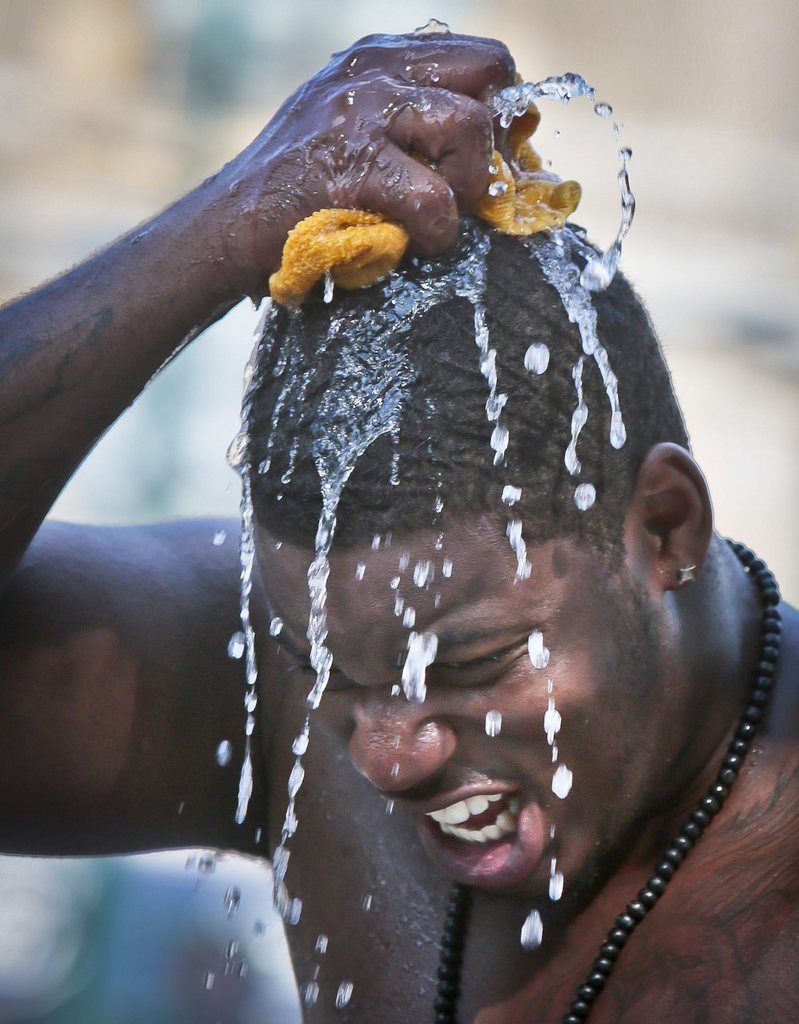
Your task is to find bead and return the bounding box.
[638,888,658,908]
[593,957,614,975]
[563,1015,584,1024]
[763,588,780,606]
[749,558,766,573]
[718,768,737,786]
[627,901,647,921]
[570,1001,591,1018]
[763,608,781,626]
[656,859,676,879]
[730,738,749,755]
[615,913,636,932]
[682,821,702,840]
[437,963,458,980]
[600,942,620,959]
[433,995,452,1012]
[608,928,629,946]
[577,983,598,1001]
[701,795,720,815]
[588,971,607,990]
[691,809,711,828]
[723,753,743,772]
[441,949,462,966]
[435,1013,452,1024]
[710,782,730,801]
[761,631,780,647]
[647,875,667,894]
[437,979,458,998]
[754,672,774,690]
[673,834,693,853]
[748,691,769,710]
[664,846,684,865]
[742,706,762,724]
[761,645,780,664]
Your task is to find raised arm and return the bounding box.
[0,32,515,856]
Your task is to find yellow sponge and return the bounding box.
[268,102,581,306]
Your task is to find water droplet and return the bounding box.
[490,425,509,464]
[487,180,508,197]
[355,562,366,580]
[224,886,241,918]
[204,971,216,990]
[301,980,319,1006]
[227,631,245,659]
[442,557,453,578]
[402,606,416,628]
[502,485,522,506]
[292,724,309,756]
[610,410,627,448]
[413,16,451,34]
[269,616,284,636]
[485,710,503,737]
[528,630,550,669]
[520,908,543,950]
[552,764,573,799]
[413,560,433,587]
[197,854,216,874]
[216,740,233,766]
[315,933,329,954]
[335,981,354,1008]
[226,939,240,959]
[574,482,596,511]
[385,799,395,815]
[390,762,400,778]
[593,101,613,117]
[362,894,373,911]
[549,868,565,901]
[371,534,381,550]
[288,762,305,798]
[212,529,227,546]
[524,342,550,375]
[390,575,400,589]
[544,698,562,744]
[323,270,334,303]
[401,631,437,702]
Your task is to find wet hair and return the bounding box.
[246,221,688,556]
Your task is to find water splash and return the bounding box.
[564,357,588,476]
[530,230,627,453]
[402,632,438,702]
[552,763,573,799]
[491,73,636,291]
[528,630,550,670]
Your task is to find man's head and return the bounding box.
[249,223,716,899]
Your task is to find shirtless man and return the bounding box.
[0,31,797,1024]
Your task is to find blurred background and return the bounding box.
[0,0,797,1021]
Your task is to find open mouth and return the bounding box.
[425,792,520,843]
[417,789,545,891]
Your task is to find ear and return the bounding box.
[623,442,713,593]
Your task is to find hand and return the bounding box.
[210,31,516,299]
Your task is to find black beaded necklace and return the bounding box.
[433,540,783,1024]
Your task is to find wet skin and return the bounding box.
[253,506,799,1023]
[0,27,798,1024]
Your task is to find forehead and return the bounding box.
[255,516,585,668]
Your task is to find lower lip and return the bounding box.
[418,798,546,891]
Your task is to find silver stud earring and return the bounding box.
[677,564,697,587]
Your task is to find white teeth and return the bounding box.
[430,794,521,843]
[465,795,489,816]
[429,800,470,825]
[496,811,517,833]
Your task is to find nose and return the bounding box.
[348,703,457,793]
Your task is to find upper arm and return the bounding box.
[0,518,267,856]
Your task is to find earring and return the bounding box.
[677,564,697,587]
